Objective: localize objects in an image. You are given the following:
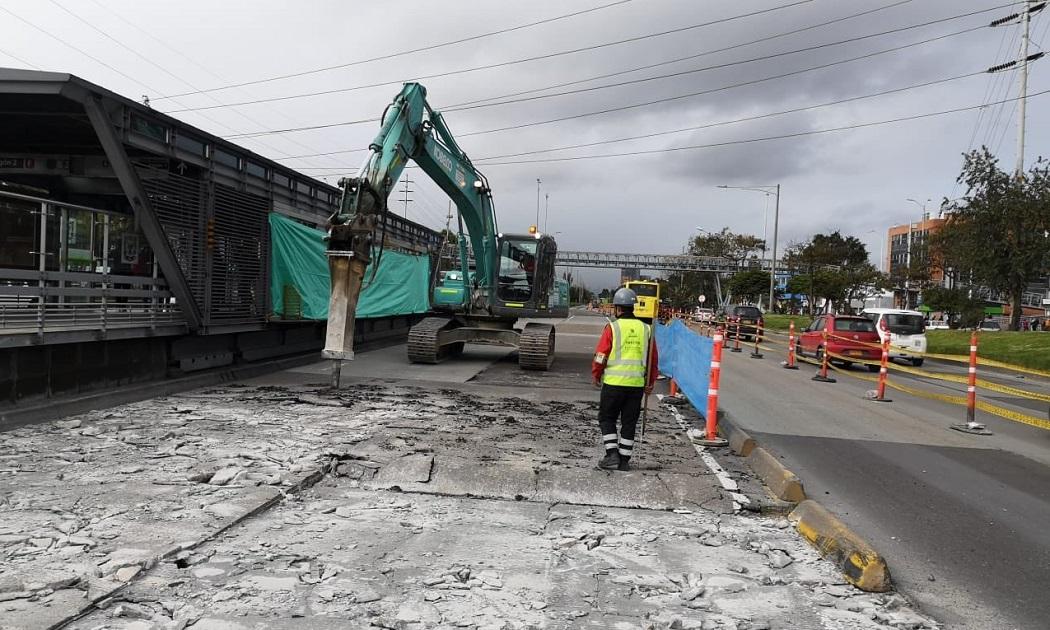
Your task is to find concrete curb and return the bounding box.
[719,412,892,593]
[715,411,756,457]
[746,446,806,503]
[789,499,892,592]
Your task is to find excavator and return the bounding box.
[322,82,564,386]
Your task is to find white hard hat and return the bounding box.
[613,288,637,306]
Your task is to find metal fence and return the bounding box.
[0,190,187,343]
[0,268,184,337]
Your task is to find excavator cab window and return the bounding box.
[497,238,538,302]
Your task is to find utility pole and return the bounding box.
[399,177,414,218]
[1016,0,1032,176]
[988,1,1045,177]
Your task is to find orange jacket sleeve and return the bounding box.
[592,324,613,382]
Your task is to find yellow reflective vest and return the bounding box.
[602,317,651,387]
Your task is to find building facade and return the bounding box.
[886,215,946,308]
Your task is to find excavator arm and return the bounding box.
[323,83,497,382]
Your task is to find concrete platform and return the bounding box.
[0,312,939,629]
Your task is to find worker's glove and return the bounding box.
[592,378,602,389]
[644,385,653,395]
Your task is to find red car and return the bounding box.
[798,314,881,371]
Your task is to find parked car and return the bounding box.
[861,308,927,366]
[692,307,714,323]
[926,319,950,330]
[978,319,1002,331]
[720,304,764,341]
[798,314,882,371]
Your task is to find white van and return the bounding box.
[861,308,928,366]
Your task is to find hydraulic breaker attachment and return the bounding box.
[323,181,378,388]
[323,253,368,387]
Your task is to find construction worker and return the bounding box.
[591,287,659,472]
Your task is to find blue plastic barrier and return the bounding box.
[655,319,713,410]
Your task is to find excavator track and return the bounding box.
[407,317,463,364]
[518,322,555,371]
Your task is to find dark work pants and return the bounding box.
[598,383,644,458]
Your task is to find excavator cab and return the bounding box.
[491,233,558,318]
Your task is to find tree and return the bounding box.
[726,270,770,304]
[934,148,1050,330]
[921,286,982,328]
[665,228,766,308]
[783,232,887,314]
[439,228,458,245]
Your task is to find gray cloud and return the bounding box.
[0,0,1044,292]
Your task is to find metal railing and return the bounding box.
[0,268,186,338]
[969,285,1046,308]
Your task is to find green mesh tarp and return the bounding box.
[269,213,431,320]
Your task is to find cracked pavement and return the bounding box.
[0,313,941,629]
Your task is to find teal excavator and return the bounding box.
[323,83,564,386]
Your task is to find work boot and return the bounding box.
[598,450,620,470]
[617,456,631,472]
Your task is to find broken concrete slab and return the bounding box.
[372,453,434,486]
[533,467,677,509]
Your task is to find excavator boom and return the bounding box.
[323,82,565,384]
[323,83,498,383]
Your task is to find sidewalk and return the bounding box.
[1,344,939,629]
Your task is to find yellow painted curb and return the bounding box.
[789,499,892,592]
[718,413,756,457]
[748,447,805,503]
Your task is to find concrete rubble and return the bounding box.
[0,374,941,629]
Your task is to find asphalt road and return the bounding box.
[716,338,1050,630]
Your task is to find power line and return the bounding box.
[262,0,916,161]
[153,0,645,100]
[0,46,42,70]
[229,13,994,141]
[453,24,987,138]
[444,0,917,109]
[168,0,830,114]
[0,4,168,97]
[284,68,990,169]
[78,0,350,166]
[297,88,1050,175]
[440,7,1003,115]
[963,17,1014,152]
[41,0,350,169]
[468,71,988,161]
[469,89,1050,166]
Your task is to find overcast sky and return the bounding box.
[1,0,1047,289]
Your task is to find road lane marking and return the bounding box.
[658,394,750,511]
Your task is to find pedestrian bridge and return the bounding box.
[555,250,772,273]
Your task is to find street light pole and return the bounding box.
[535,179,541,227]
[905,198,930,309]
[769,184,780,312]
[716,184,781,312]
